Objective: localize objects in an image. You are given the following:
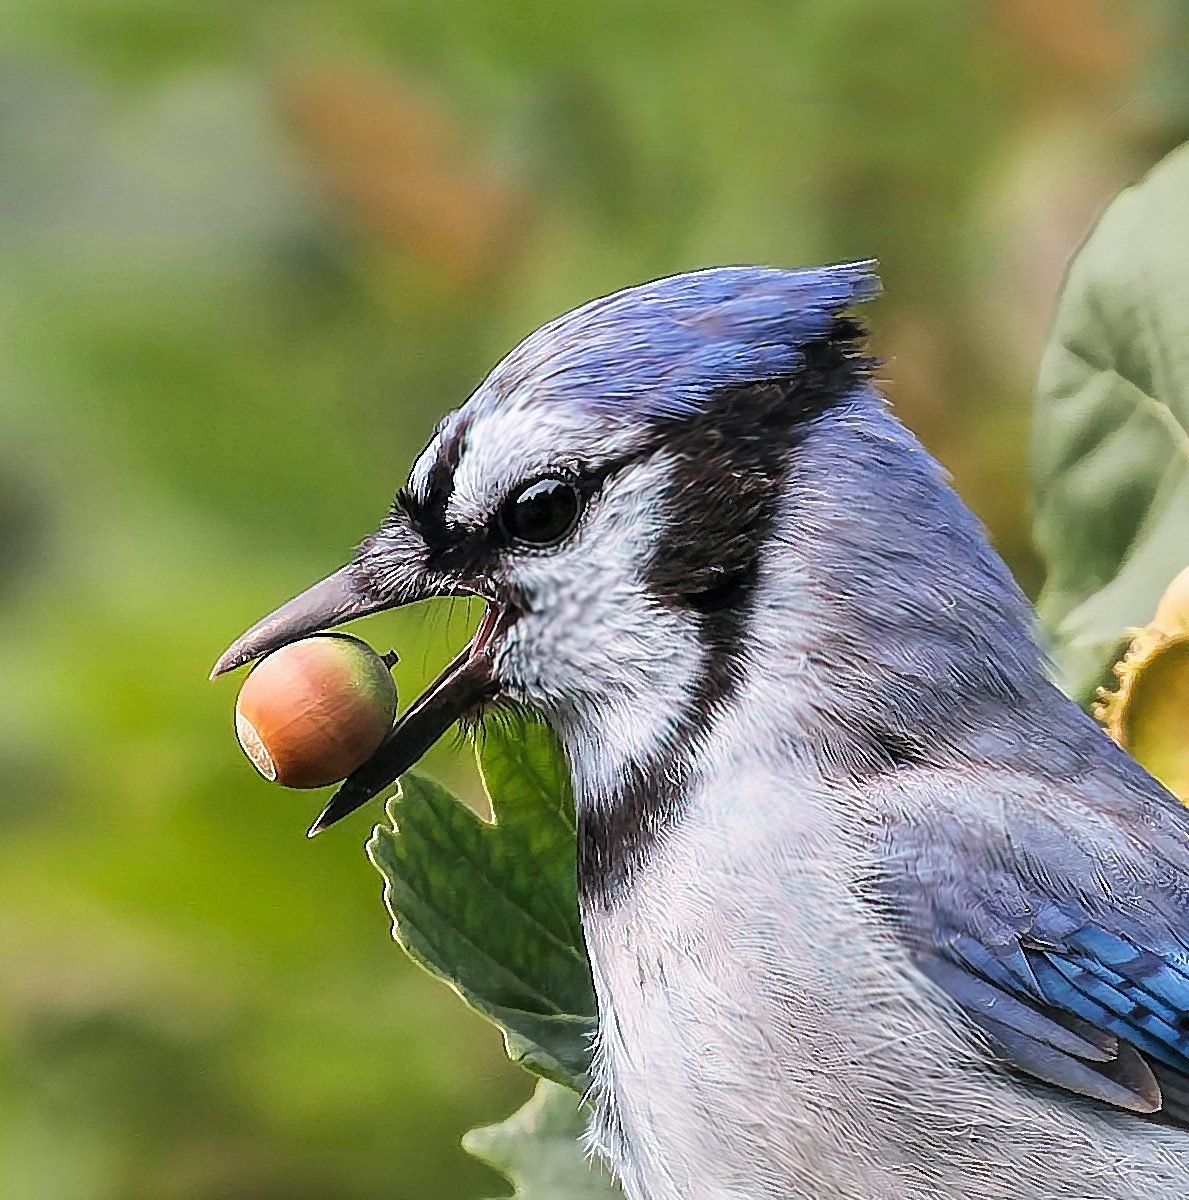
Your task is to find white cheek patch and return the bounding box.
[407,396,703,796]
[498,459,703,797]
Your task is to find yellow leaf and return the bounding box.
[1095,567,1189,800]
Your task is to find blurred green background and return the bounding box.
[2,2,1188,1197]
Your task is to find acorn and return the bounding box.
[234,634,398,788]
[1095,566,1189,802]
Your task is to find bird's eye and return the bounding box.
[498,478,583,547]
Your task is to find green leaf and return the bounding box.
[1033,141,1189,704]
[464,1080,622,1200]
[366,720,596,1089]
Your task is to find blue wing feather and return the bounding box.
[1045,953,1188,1061]
[878,734,1189,1125]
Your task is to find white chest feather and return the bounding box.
[578,755,1189,1200]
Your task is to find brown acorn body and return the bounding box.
[234,634,397,788]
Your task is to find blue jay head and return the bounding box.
[214,262,1028,835]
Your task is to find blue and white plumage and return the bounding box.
[215,265,1189,1198]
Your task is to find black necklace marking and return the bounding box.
[579,327,875,908]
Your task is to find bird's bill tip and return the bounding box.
[209,564,383,680]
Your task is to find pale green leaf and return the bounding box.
[1033,141,1189,702]
[464,1080,622,1199]
[366,720,596,1089]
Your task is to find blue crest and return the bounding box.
[481,262,880,420]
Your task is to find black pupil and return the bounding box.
[502,478,581,546]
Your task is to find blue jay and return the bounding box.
[214,265,1189,1198]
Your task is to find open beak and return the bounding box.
[210,556,502,836]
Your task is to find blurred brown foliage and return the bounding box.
[282,69,529,283]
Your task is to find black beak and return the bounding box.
[211,553,501,836]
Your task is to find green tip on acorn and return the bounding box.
[234,633,398,788]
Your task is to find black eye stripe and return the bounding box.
[400,449,638,575]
